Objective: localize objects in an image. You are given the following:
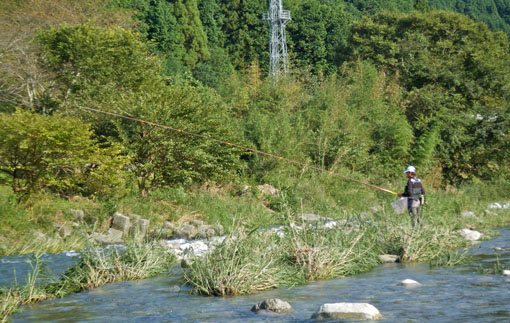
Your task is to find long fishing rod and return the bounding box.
[76,105,399,196]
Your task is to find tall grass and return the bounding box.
[1,241,175,321]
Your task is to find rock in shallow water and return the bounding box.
[502,270,510,276]
[379,254,400,263]
[251,298,292,313]
[311,303,382,320]
[399,279,421,286]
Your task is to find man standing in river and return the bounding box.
[398,165,425,229]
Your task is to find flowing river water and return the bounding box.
[3,228,510,322]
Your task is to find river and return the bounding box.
[3,228,510,322]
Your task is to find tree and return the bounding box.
[114,76,242,195]
[0,110,128,201]
[347,10,510,182]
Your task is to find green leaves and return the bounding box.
[0,110,128,200]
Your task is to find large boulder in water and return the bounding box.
[311,303,382,320]
[251,298,292,313]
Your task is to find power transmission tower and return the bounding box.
[262,0,291,78]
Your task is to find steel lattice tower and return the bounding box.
[262,0,291,78]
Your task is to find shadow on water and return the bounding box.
[5,229,510,322]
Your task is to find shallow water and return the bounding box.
[6,229,510,322]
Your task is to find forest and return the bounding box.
[0,0,509,247]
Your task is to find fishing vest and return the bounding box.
[409,177,423,199]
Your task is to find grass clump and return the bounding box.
[184,229,300,296]
[282,221,380,281]
[184,218,381,296]
[1,241,175,321]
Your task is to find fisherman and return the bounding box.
[398,165,425,229]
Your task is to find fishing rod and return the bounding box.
[75,105,399,196]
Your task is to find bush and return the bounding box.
[0,110,129,201]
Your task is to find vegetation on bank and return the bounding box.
[1,241,175,321]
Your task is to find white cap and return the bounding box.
[404,165,416,174]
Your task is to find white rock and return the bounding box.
[461,211,475,218]
[399,279,421,286]
[502,270,510,276]
[459,228,482,241]
[322,221,337,229]
[489,203,502,209]
[311,303,382,320]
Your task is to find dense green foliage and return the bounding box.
[0,110,127,200]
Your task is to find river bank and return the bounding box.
[1,181,510,320]
[6,228,510,322]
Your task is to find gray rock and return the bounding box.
[112,212,131,236]
[484,209,497,216]
[190,220,204,226]
[173,223,198,240]
[69,209,85,222]
[461,211,475,218]
[399,279,421,286]
[311,303,382,320]
[489,203,502,209]
[257,184,280,196]
[379,254,400,263]
[213,224,224,236]
[58,225,73,238]
[459,228,482,241]
[90,228,124,245]
[164,221,176,231]
[237,185,250,196]
[107,228,123,242]
[128,213,141,223]
[196,224,217,239]
[252,298,292,313]
[300,213,322,222]
[130,218,150,239]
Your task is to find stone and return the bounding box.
[130,218,150,239]
[58,225,73,238]
[69,209,85,222]
[112,212,131,236]
[257,184,280,196]
[190,220,204,226]
[489,203,502,209]
[164,221,176,231]
[379,254,400,263]
[237,185,250,196]
[502,270,510,276]
[251,298,292,313]
[399,279,421,286]
[213,224,224,236]
[461,211,475,218]
[90,228,124,245]
[196,224,217,239]
[484,209,497,216]
[300,213,323,222]
[128,213,141,223]
[459,228,482,241]
[173,223,198,240]
[311,303,382,320]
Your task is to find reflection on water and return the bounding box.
[6,229,510,322]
